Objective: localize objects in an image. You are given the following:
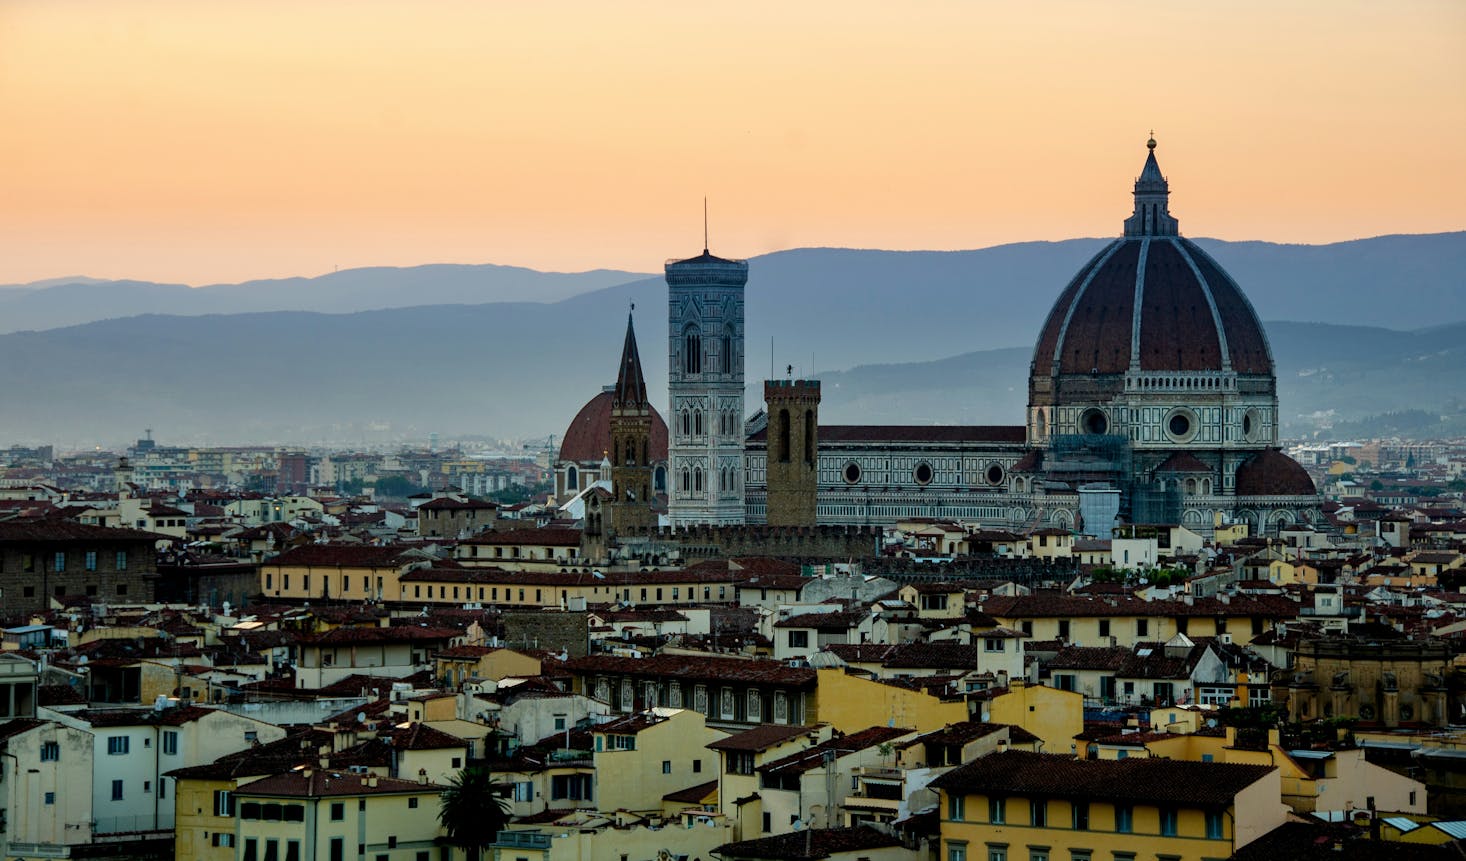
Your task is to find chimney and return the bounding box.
[367,775,378,788]
[418,768,429,785]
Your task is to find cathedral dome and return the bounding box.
[559,390,669,465]
[1030,140,1272,380]
[1235,448,1316,497]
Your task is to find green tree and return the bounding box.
[438,766,511,861]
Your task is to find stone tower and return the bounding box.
[609,311,656,535]
[763,379,821,527]
[666,247,748,525]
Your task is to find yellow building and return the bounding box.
[591,708,724,815]
[982,681,1084,751]
[233,769,445,861]
[169,728,340,861]
[709,723,835,842]
[982,592,1294,648]
[813,668,968,735]
[259,544,437,601]
[397,565,737,609]
[932,751,1287,861]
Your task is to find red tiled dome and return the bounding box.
[1235,449,1316,497]
[1031,237,1272,378]
[558,391,669,465]
[1031,139,1272,383]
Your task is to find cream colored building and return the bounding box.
[232,770,445,861]
[0,719,95,859]
[591,708,724,815]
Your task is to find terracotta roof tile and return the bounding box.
[931,750,1274,807]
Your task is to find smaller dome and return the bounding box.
[1235,449,1315,497]
[558,391,669,465]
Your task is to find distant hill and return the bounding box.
[3,232,1463,343]
[815,321,1466,437]
[0,265,650,333]
[2,234,1462,445]
[1,296,1459,445]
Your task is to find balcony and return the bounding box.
[845,766,904,813]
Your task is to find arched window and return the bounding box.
[693,467,703,493]
[803,409,814,464]
[654,465,666,492]
[1185,478,1197,495]
[694,410,703,437]
[683,324,702,374]
[721,324,735,374]
[776,409,791,463]
[566,465,578,491]
[680,468,691,493]
[625,440,636,465]
[680,410,691,436]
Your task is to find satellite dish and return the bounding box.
[357,712,366,723]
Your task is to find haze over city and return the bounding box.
[3,0,1463,286]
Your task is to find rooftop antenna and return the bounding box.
[703,196,709,253]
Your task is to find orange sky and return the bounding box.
[2,0,1463,285]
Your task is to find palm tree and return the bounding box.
[438,766,511,861]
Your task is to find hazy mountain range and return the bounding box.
[0,265,648,334]
[2,232,1463,447]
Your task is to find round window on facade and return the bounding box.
[986,463,1005,485]
[843,462,862,484]
[1166,408,1198,442]
[914,462,934,485]
[1242,408,1261,443]
[1081,408,1109,435]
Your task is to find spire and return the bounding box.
[1123,134,1179,237]
[612,309,648,409]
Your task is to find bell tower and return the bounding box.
[763,378,821,527]
[666,245,748,525]
[608,311,656,535]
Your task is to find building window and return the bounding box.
[107,736,130,755]
[1030,799,1046,827]
[1114,804,1132,833]
[408,797,419,809]
[947,843,967,861]
[1204,811,1223,839]
[41,741,60,761]
[54,552,66,572]
[948,793,965,821]
[662,760,672,774]
[331,802,345,821]
[1136,619,1148,637]
[44,790,55,804]
[985,638,1005,652]
[85,550,98,571]
[987,847,1007,861]
[245,838,260,861]
[1071,801,1088,830]
[111,779,124,800]
[162,730,178,755]
[788,630,809,649]
[1159,807,1178,836]
[329,838,344,861]
[989,796,1006,824]
[683,324,702,374]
